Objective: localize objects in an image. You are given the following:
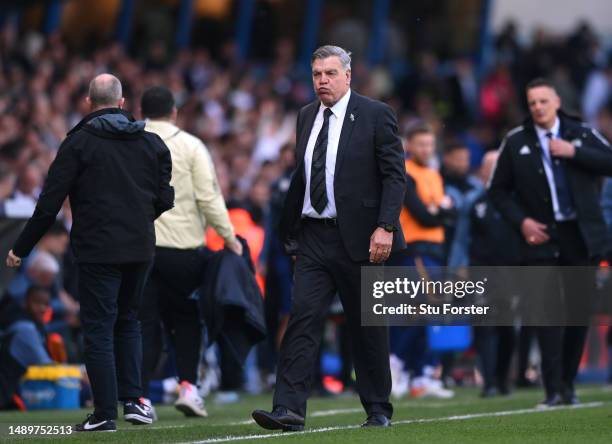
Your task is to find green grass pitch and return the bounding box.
[1,386,611,443]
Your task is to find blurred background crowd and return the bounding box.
[1,0,611,410]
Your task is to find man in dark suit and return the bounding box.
[6,74,174,431]
[252,45,406,431]
[488,78,612,407]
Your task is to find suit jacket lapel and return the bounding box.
[524,126,553,199]
[333,93,358,178]
[297,101,319,165]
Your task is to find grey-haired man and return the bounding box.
[252,45,405,430]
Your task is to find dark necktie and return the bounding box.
[546,132,575,217]
[310,108,332,214]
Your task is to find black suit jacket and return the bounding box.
[280,91,406,262]
[488,111,612,261]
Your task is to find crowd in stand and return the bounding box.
[1,18,611,407]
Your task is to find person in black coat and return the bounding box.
[252,45,405,431]
[6,74,174,431]
[488,78,612,407]
[469,151,520,397]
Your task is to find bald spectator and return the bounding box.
[6,74,174,432]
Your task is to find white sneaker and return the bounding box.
[390,355,409,399]
[410,376,454,399]
[141,397,157,422]
[175,381,208,417]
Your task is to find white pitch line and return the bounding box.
[215,403,474,427]
[311,407,363,417]
[179,401,604,444]
[222,420,256,426]
[123,424,188,431]
[211,399,511,427]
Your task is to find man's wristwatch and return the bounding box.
[378,222,396,233]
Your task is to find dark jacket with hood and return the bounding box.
[488,110,612,262]
[13,108,174,263]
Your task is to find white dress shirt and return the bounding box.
[535,117,576,221]
[301,89,351,218]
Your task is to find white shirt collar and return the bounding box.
[535,117,560,139]
[320,89,351,117]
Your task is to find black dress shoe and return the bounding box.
[536,394,563,409]
[480,387,497,398]
[516,378,537,388]
[252,406,305,432]
[562,391,580,405]
[497,382,511,396]
[361,414,391,427]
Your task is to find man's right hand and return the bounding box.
[6,249,21,267]
[521,218,550,245]
[225,238,243,256]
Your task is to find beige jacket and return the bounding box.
[145,120,235,249]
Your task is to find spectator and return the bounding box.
[6,250,59,303]
[0,286,53,409]
[582,55,612,125]
[3,162,43,218]
[390,122,455,400]
[441,142,483,267]
[5,224,77,332]
[468,151,520,397]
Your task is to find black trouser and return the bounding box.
[0,334,26,409]
[140,247,208,396]
[530,221,592,399]
[273,219,392,418]
[474,326,515,391]
[78,261,151,420]
[537,326,588,398]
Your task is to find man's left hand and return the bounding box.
[6,249,21,267]
[549,139,576,158]
[369,228,393,263]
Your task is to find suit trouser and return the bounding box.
[531,221,591,399]
[140,247,208,395]
[273,220,393,418]
[474,326,515,391]
[78,261,151,420]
